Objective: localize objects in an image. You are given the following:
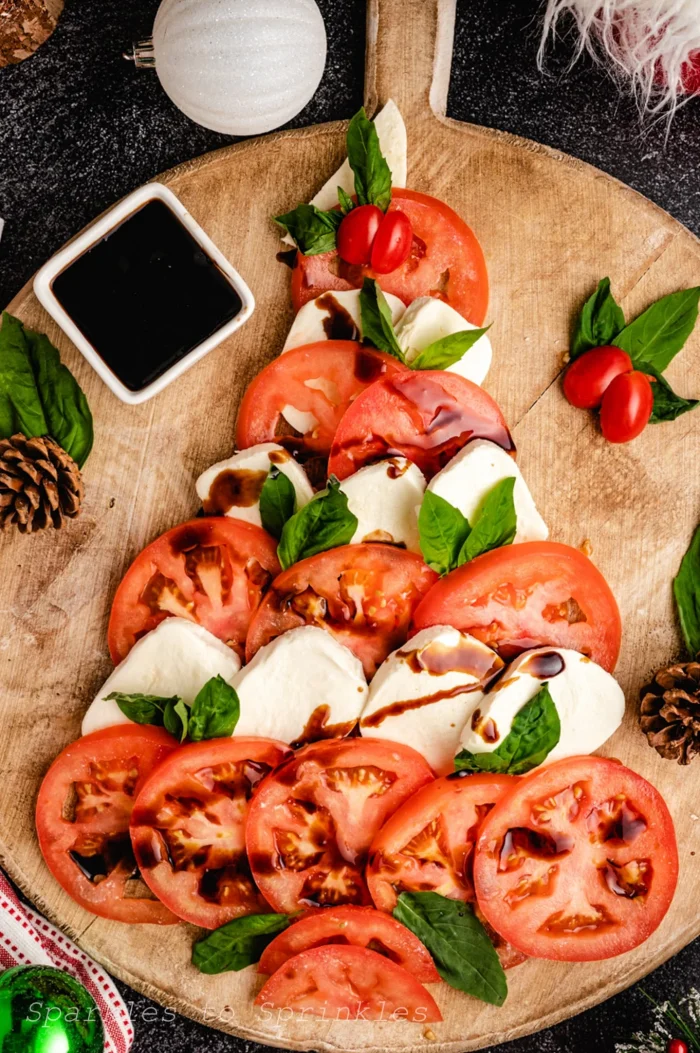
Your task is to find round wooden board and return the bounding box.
[2,1,700,1049]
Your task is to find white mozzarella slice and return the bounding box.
[233,626,367,743]
[82,620,241,736]
[359,625,504,774]
[458,647,625,765]
[196,443,313,528]
[427,438,548,544]
[338,458,426,552]
[394,296,492,385]
[282,289,406,352]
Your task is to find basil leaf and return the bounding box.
[393,892,507,1007]
[411,326,491,371]
[278,476,357,569]
[613,288,700,372]
[455,684,560,775]
[418,491,471,576]
[23,324,93,467]
[458,477,517,565]
[192,913,292,975]
[0,312,48,440]
[674,524,700,658]
[163,698,189,743]
[105,692,176,726]
[639,363,699,423]
[337,186,354,215]
[274,204,342,256]
[359,278,405,362]
[259,466,296,540]
[188,675,240,741]
[571,278,625,360]
[346,107,392,212]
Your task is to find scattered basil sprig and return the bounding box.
[345,107,393,212]
[393,892,507,1007]
[192,913,292,975]
[411,326,491,370]
[641,362,699,423]
[277,476,357,569]
[418,478,517,576]
[106,693,179,727]
[0,311,93,467]
[107,675,240,743]
[454,684,560,775]
[570,278,625,361]
[674,524,700,658]
[274,204,343,257]
[259,466,296,539]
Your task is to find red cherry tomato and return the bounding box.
[600,370,654,443]
[337,205,383,266]
[668,1041,689,1053]
[370,210,413,274]
[563,346,633,409]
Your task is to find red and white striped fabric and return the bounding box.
[0,872,133,1053]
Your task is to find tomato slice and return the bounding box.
[108,517,280,664]
[255,944,442,1022]
[130,737,292,928]
[36,726,179,924]
[327,371,513,481]
[258,905,440,982]
[291,188,489,326]
[246,738,434,914]
[473,756,678,962]
[235,341,407,482]
[411,541,622,672]
[245,543,438,678]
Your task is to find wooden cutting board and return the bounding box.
[2,1,700,1049]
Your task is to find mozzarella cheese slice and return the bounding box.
[427,438,548,544]
[196,443,313,528]
[282,289,406,352]
[359,625,504,774]
[82,620,241,736]
[458,647,625,765]
[395,297,493,385]
[338,458,425,552]
[233,626,367,743]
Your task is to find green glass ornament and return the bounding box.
[0,965,104,1053]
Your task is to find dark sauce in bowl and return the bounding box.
[52,199,243,392]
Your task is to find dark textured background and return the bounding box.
[2,0,699,1049]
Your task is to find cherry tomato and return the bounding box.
[600,370,654,444]
[370,210,413,274]
[337,205,383,266]
[668,1041,689,1053]
[563,346,633,409]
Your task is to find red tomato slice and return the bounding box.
[411,541,622,672]
[245,543,438,678]
[255,944,442,1022]
[291,189,489,325]
[36,726,179,924]
[108,517,280,664]
[473,756,678,962]
[130,737,292,928]
[327,371,513,481]
[246,738,434,914]
[259,905,440,982]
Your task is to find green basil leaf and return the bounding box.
[278,476,357,569]
[455,684,560,775]
[418,491,471,576]
[411,326,491,371]
[188,675,240,741]
[393,892,507,1006]
[346,107,392,212]
[639,363,700,423]
[0,312,48,440]
[337,186,354,215]
[613,288,700,372]
[105,692,176,726]
[274,204,342,256]
[259,466,296,540]
[458,477,517,565]
[163,698,189,743]
[674,524,700,658]
[359,278,405,362]
[571,278,625,360]
[192,913,292,975]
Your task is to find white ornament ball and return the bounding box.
[152,0,328,135]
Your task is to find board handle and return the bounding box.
[364,0,456,120]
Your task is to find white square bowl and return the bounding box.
[33,182,255,405]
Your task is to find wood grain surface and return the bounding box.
[2,1,699,1049]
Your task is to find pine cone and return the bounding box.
[0,434,83,534]
[640,662,700,765]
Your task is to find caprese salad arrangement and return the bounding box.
[35,103,688,1027]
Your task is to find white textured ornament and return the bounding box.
[152,0,327,135]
